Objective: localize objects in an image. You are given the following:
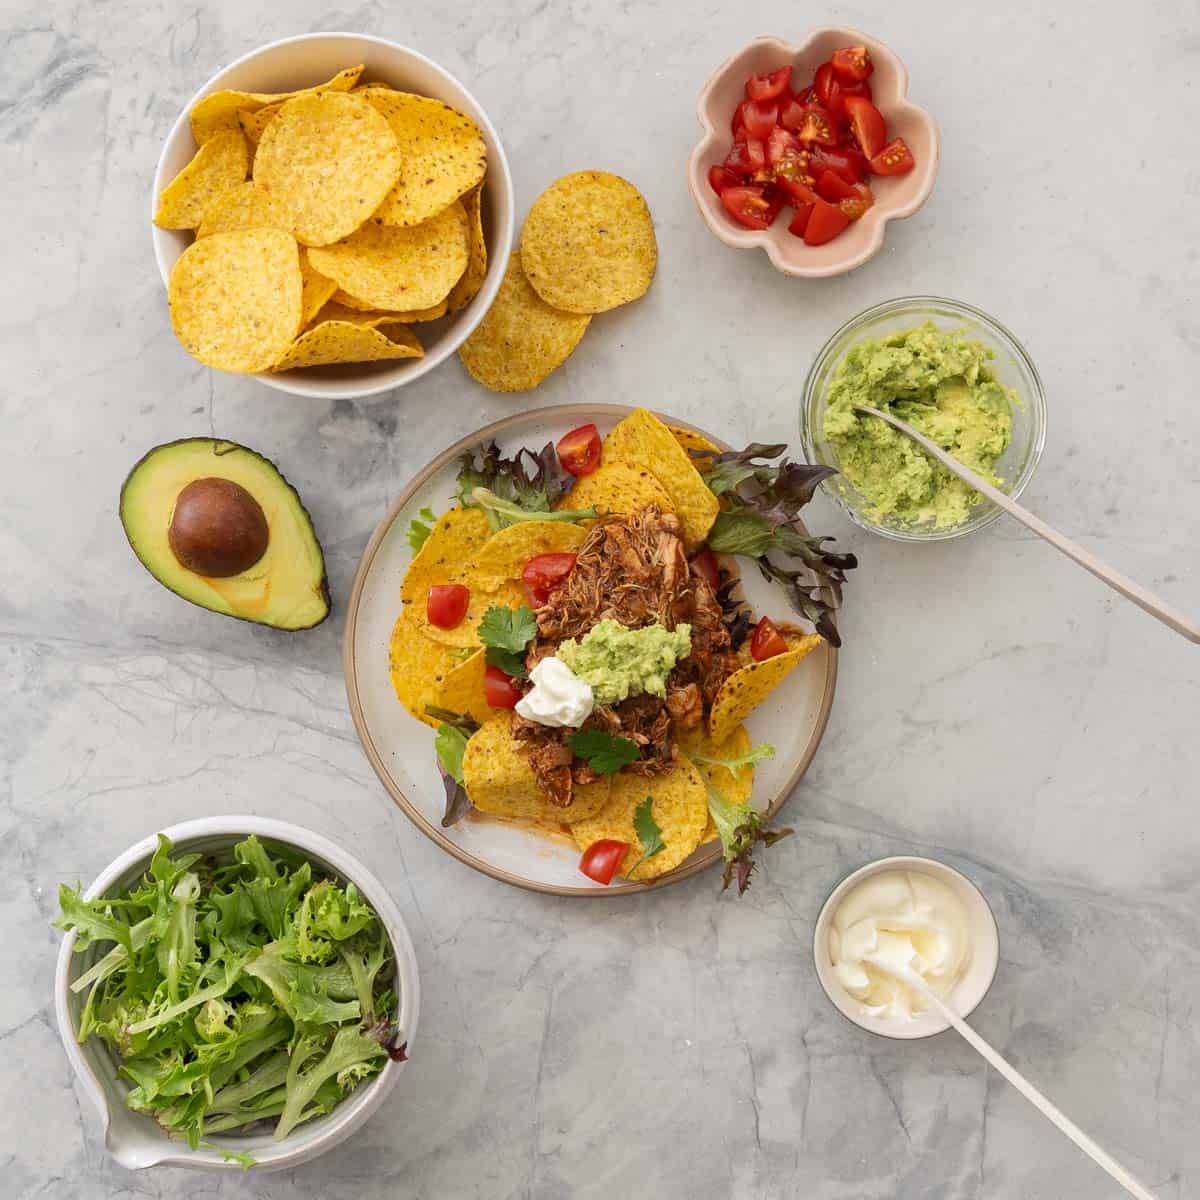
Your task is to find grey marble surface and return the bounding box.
[3,0,1198,1196]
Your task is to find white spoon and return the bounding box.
[865,954,1157,1200]
[854,404,1200,644]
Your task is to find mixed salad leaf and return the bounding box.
[55,835,404,1154]
[455,440,595,530]
[428,707,481,826]
[406,505,437,553]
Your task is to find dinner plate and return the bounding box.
[343,404,838,895]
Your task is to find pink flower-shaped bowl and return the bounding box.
[688,30,939,277]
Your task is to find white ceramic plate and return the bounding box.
[343,404,838,896]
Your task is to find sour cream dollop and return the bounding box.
[828,869,972,1020]
[514,656,594,728]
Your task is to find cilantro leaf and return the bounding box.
[406,506,437,552]
[567,729,640,774]
[629,796,666,872]
[485,647,528,678]
[477,605,537,655]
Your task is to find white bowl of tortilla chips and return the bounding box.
[151,32,514,399]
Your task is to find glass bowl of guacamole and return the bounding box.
[800,297,1047,541]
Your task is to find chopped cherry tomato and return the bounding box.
[742,98,778,141]
[750,617,789,661]
[731,100,747,138]
[778,92,807,132]
[765,126,801,167]
[844,95,886,158]
[484,664,522,709]
[787,202,815,238]
[724,137,766,176]
[803,197,851,246]
[811,145,870,184]
[838,182,875,220]
[745,64,792,101]
[776,174,817,207]
[522,552,576,598]
[556,423,601,476]
[689,547,722,591]
[870,137,916,175]
[813,62,843,119]
[720,184,781,230]
[708,164,741,195]
[831,46,873,83]
[840,78,873,104]
[815,168,856,202]
[795,107,838,146]
[766,128,815,188]
[427,584,469,629]
[579,839,629,885]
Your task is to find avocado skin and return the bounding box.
[119,437,331,631]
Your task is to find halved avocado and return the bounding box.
[120,438,330,630]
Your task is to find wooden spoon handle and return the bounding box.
[856,406,1200,644]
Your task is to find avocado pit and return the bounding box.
[168,477,269,577]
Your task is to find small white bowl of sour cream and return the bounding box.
[813,855,999,1040]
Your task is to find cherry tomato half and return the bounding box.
[745,64,793,101]
[484,664,522,709]
[427,583,469,629]
[720,185,781,231]
[803,197,851,246]
[838,182,875,220]
[795,107,838,146]
[815,168,857,203]
[579,839,629,885]
[742,98,779,141]
[776,174,817,207]
[708,164,741,195]
[689,547,722,591]
[750,616,790,662]
[724,137,766,177]
[813,62,843,119]
[522,553,577,608]
[556,423,601,476]
[787,202,815,238]
[843,95,886,159]
[870,137,916,176]
[831,46,873,84]
[810,145,870,185]
[778,92,807,132]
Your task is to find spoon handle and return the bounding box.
[856,405,1200,644]
[874,962,1157,1200]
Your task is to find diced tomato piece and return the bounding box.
[803,197,851,245]
[579,839,629,885]
[765,126,801,167]
[427,584,469,629]
[708,164,741,195]
[840,78,873,104]
[724,137,766,176]
[811,145,870,184]
[750,617,789,661]
[815,168,856,202]
[813,62,843,119]
[831,46,873,83]
[689,547,722,591]
[720,184,781,230]
[556,423,601,476]
[795,107,838,146]
[778,92,807,132]
[838,183,875,220]
[522,553,577,601]
[745,64,792,101]
[766,128,815,189]
[776,174,817,207]
[843,95,886,158]
[870,137,916,175]
[484,664,522,709]
[787,202,815,238]
[731,100,747,138]
[742,98,778,141]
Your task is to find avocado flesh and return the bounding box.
[120,439,330,630]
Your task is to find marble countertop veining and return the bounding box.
[3,0,1198,1196]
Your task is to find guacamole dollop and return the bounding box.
[822,322,1016,529]
[558,620,692,706]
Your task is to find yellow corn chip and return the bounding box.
[272,320,423,371]
[602,408,719,547]
[388,611,471,729]
[329,291,448,321]
[708,632,823,743]
[430,649,494,729]
[307,201,469,310]
[520,171,657,314]
[463,713,611,824]
[560,461,674,518]
[189,65,364,144]
[238,101,282,145]
[470,521,587,590]
[195,180,288,238]
[253,91,401,246]
[167,229,301,373]
[445,184,487,313]
[679,723,756,844]
[154,130,248,230]
[299,252,339,326]
[668,423,721,470]
[359,88,487,227]
[571,756,708,881]
[458,255,590,393]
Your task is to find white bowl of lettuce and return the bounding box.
[53,816,419,1172]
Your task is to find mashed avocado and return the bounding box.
[822,322,1016,529]
[558,620,691,706]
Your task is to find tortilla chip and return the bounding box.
[429,649,494,729]
[520,171,657,314]
[360,88,487,227]
[668,424,721,470]
[330,291,448,321]
[708,632,823,743]
[387,611,470,729]
[445,184,487,313]
[458,255,590,393]
[189,65,364,144]
[679,723,756,844]
[154,130,248,230]
[470,521,587,590]
[299,252,339,326]
[307,201,469,310]
[463,713,612,823]
[571,756,708,881]
[272,319,423,371]
[560,461,674,518]
[253,91,401,246]
[602,408,719,547]
[195,180,288,238]
[167,229,301,373]
[238,101,283,145]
